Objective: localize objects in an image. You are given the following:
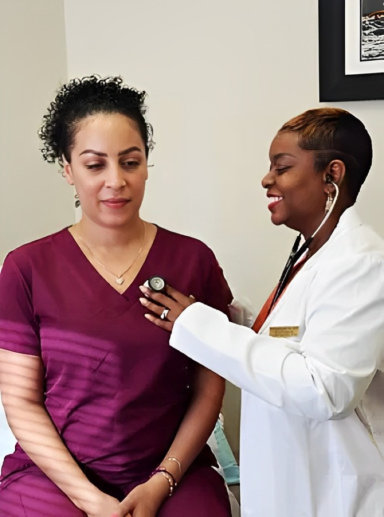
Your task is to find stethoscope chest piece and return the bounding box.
[144,275,167,293]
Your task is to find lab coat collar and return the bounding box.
[302,205,362,269]
[259,206,362,331]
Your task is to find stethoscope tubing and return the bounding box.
[269,182,339,310]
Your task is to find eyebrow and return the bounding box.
[271,152,296,161]
[79,146,143,157]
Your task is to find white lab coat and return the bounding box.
[170,207,384,517]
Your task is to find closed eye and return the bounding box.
[122,159,140,169]
[86,163,103,170]
[275,166,290,174]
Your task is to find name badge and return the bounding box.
[269,326,299,338]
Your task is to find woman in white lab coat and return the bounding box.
[139,108,384,517]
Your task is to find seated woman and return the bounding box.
[0,76,233,517]
[140,108,384,517]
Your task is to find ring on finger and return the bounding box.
[160,308,170,320]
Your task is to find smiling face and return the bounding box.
[64,112,148,230]
[262,130,328,238]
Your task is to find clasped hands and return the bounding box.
[139,284,196,330]
[87,473,171,517]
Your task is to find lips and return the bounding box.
[267,195,283,210]
[101,198,130,208]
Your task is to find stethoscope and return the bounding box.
[144,275,167,293]
[269,180,340,309]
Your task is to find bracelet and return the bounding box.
[164,456,182,475]
[149,467,177,497]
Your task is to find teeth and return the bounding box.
[269,196,282,203]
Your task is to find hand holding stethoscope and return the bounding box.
[139,276,196,331]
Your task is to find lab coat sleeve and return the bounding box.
[170,253,384,421]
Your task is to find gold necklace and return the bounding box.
[75,222,147,285]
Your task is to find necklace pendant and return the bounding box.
[115,277,125,285]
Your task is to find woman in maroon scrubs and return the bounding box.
[0,76,232,517]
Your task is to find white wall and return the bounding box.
[64,0,384,307]
[0,0,72,263]
[63,0,384,456]
[3,0,383,461]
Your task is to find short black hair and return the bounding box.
[279,108,372,202]
[39,75,154,166]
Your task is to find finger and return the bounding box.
[139,284,195,310]
[139,297,180,321]
[139,292,183,323]
[165,284,197,307]
[144,312,174,331]
[119,499,133,516]
[139,286,178,309]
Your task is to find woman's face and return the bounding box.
[262,131,327,238]
[64,112,148,230]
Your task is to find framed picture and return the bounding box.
[319,0,384,101]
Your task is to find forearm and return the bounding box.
[170,303,333,418]
[158,366,224,481]
[1,391,103,513]
[117,368,224,516]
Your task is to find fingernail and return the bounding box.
[139,297,148,305]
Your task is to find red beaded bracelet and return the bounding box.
[149,467,177,497]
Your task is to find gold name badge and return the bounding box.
[269,326,299,338]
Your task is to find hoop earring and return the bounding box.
[75,193,80,208]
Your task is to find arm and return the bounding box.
[0,349,122,517]
[160,364,224,476]
[141,254,384,421]
[119,362,224,516]
[173,255,384,420]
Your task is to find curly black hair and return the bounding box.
[39,75,154,166]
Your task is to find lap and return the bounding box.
[0,469,85,517]
[157,465,231,517]
[0,464,231,517]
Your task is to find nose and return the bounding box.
[261,168,274,189]
[105,163,126,190]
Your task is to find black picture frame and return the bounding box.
[319,0,384,101]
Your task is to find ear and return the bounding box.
[62,156,75,186]
[322,159,346,193]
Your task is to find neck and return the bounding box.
[74,216,145,249]
[305,208,344,259]
[69,217,151,286]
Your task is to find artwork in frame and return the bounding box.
[319,0,384,101]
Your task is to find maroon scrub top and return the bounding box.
[0,226,232,490]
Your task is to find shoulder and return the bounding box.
[307,221,384,305]
[156,226,217,260]
[3,228,69,275]
[155,226,232,309]
[315,209,384,269]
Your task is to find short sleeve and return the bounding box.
[200,247,233,316]
[0,253,40,356]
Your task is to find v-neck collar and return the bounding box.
[62,225,162,300]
